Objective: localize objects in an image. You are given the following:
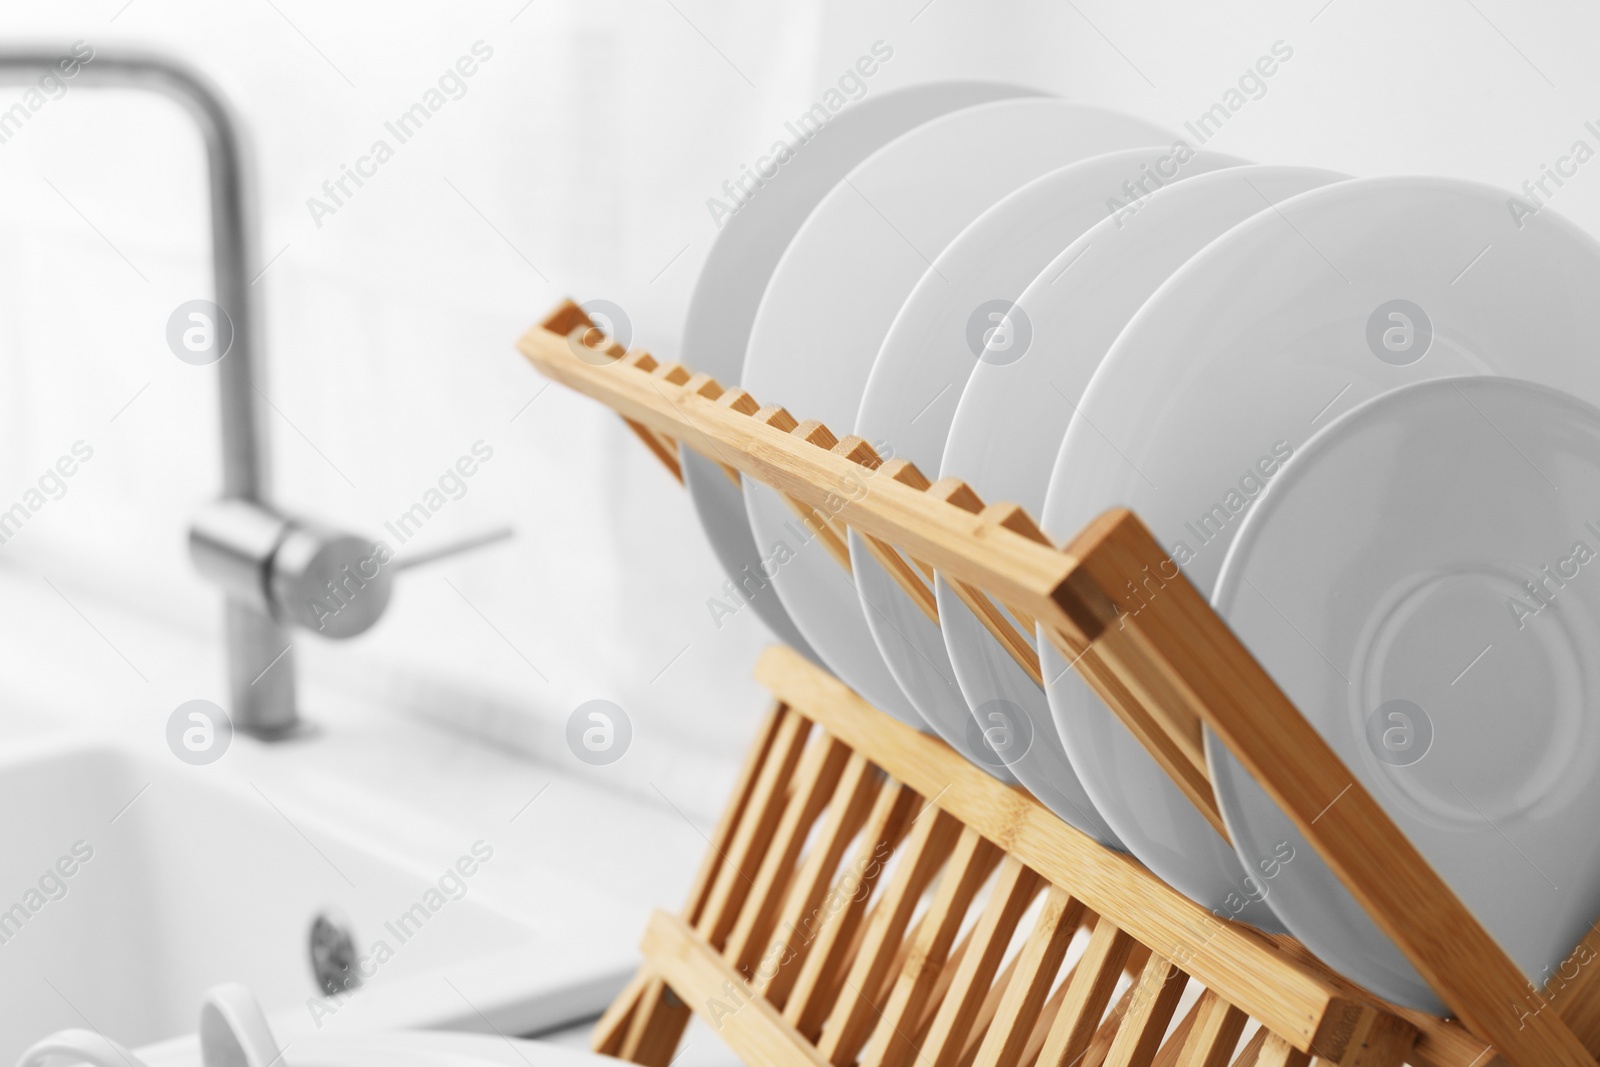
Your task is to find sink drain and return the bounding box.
[309,912,362,995]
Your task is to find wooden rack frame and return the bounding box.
[519,301,1600,1067]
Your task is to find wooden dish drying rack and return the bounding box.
[518,301,1600,1067]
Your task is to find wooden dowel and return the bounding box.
[862,825,1001,1067]
[785,782,918,1040]
[1171,991,1247,1067]
[919,857,1044,1066]
[817,808,963,1065]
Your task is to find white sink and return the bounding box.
[0,736,632,1063]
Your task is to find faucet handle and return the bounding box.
[190,501,516,641]
[393,524,515,571]
[190,501,390,639]
[272,522,518,635]
[267,519,395,639]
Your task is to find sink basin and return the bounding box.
[0,736,623,1063]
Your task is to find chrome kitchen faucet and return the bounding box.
[0,49,505,736]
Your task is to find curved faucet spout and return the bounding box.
[0,49,264,496]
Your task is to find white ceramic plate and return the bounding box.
[1039,176,1600,1009]
[742,98,1176,724]
[1212,375,1600,1014]
[937,165,1353,850]
[679,82,1037,655]
[853,144,1238,787]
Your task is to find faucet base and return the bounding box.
[235,719,321,742]
[225,599,298,737]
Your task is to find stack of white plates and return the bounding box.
[685,84,1600,1014]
